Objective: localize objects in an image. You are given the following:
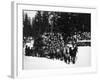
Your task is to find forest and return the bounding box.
[23,11,91,39]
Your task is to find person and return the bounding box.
[72,46,78,64]
[25,45,31,56]
[34,36,44,57]
[25,45,28,56]
[69,47,73,63]
[67,47,70,64]
[69,46,78,64]
[62,45,68,64]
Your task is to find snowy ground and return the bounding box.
[23,47,91,70]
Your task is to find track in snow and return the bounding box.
[24,47,91,70]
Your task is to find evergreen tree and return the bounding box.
[23,13,32,37]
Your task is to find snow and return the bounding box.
[23,47,91,70]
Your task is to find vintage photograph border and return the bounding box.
[11,2,97,78]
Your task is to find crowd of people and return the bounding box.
[77,32,91,40]
[24,32,78,64]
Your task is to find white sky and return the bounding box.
[24,10,37,24]
[24,10,37,18]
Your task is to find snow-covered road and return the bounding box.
[24,47,91,70]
